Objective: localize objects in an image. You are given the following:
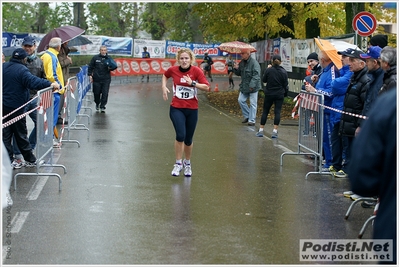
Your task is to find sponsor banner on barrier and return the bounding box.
[133,39,166,58]
[111,58,231,76]
[2,32,29,47]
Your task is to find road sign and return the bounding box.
[352,11,377,37]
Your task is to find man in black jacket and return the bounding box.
[379,46,396,96]
[88,45,118,113]
[338,49,371,199]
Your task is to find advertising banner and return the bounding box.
[280,37,292,72]
[2,32,29,47]
[291,39,315,68]
[111,58,230,76]
[133,39,166,58]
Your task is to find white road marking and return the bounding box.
[10,211,29,233]
[26,176,49,201]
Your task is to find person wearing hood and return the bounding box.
[88,45,118,113]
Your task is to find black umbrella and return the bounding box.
[67,35,92,47]
[37,25,85,52]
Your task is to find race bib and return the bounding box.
[175,85,196,99]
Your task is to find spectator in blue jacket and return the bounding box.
[329,48,354,178]
[2,48,60,167]
[305,51,340,170]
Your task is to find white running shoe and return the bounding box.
[171,164,182,176]
[183,163,192,177]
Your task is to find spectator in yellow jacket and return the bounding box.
[41,37,65,145]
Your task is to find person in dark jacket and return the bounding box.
[2,48,60,166]
[348,89,396,264]
[329,48,353,178]
[256,54,288,138]
[359,46,384,117]
[88,45,117,113]
[11,35,46,168]
[338,49,370,197]
[379,46,396,96]
[301,52,322,90]
[201,52,214,82]
[233,48,262,126]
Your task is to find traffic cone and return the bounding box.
[214,84,219,92]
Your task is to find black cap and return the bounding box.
[338,48,365,61]
[22,36,36,46]
[12,48,28,60]
[272,54,281,61]
[307,52,318,61]
[369,34,388,48]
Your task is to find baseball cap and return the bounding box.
[338,48,365,60]
[360,46,382,59]
[12,48,28,60]
[22,36,36,46]
[272,54,281,61]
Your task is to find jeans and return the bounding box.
[12,97,38,156]
[238,91,258,123]
[93,80,111,109]
[3,106,36,163]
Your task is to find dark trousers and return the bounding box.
[93,80,111,109]
[260,94,284,126]
[331,122,348,171]
[2,106,36,163]
[13,97,38,155]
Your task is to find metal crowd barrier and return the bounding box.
[280,91,333,179]
[77,65,93,119]
[65,76,90,142]
[14,87,66,191]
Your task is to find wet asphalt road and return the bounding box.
[3,77,375,265]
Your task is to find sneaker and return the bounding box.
[96,105,100,111]
[271,131,278,138]
[12,158,25,169]
[329,166,338,174]
[25,159,45,168]
[321,164,330,172]
[350,194,363,201]
[183,163,192,177]
[171,163,183,176]
[53,139,60,148]
[334,170,348,178]
[343,190,353,198]
[256,131,264,137]
[100,108,106,113]
[361,201,376,208]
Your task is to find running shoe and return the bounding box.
[171,163,182,176]
[343,191,353,198]
[271,131,278,138]
[183,163,192,177]
[12,158,25,169]
[334,170,348,178]
[256,131,264,137]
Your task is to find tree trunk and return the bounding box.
[305,4,320,38]
[188,3,203,43]
[279,3,295,38]
[73,3,87,30]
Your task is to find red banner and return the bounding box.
[111,58,231,76]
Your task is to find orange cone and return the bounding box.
[214,84,219,92]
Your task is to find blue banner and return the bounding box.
[165,40,223,57]
[2,32,29,47]
[102,37,132,56]
[76,65,91,113]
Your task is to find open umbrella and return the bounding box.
[218,41,257,54]
[314,38,342,69]
[329,40,361,52]
[67,35,92,47]
[37,25,85,52]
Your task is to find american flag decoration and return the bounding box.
[39,90,52,135]
[300,93,319,112]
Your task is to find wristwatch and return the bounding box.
[191,81,197,87]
